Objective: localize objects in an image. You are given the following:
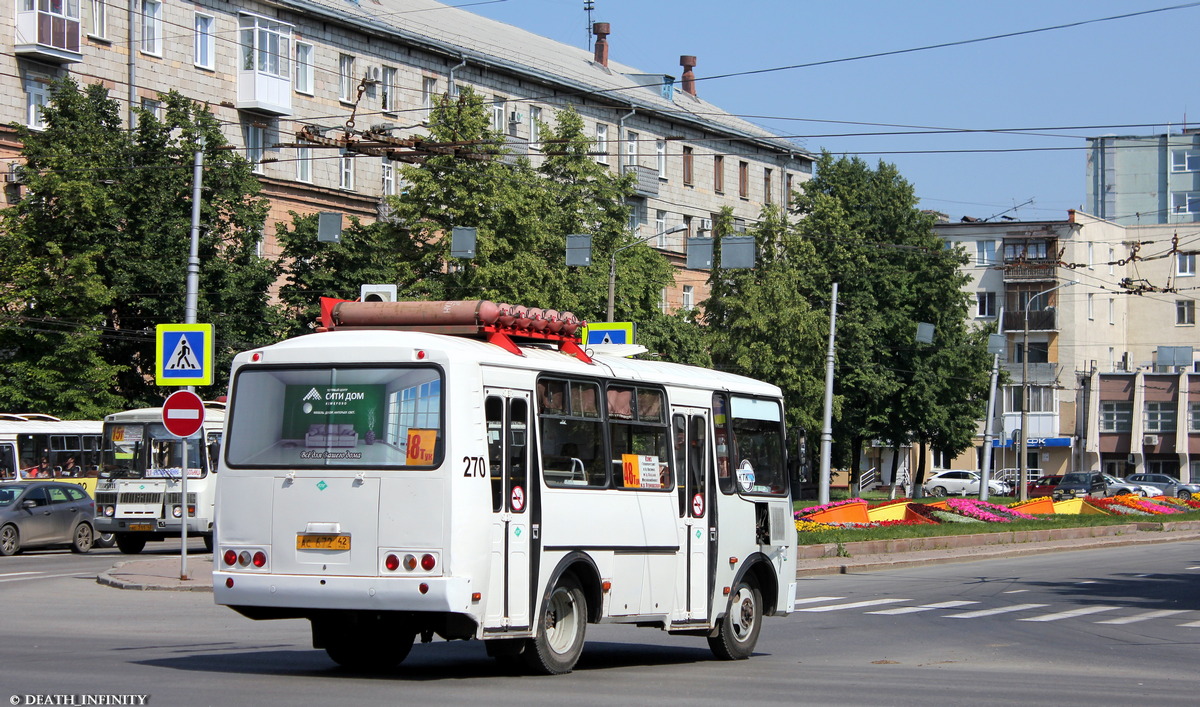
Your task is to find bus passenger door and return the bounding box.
[673,410,710,622]
[485,389,532,630]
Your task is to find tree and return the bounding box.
[0,78,279,413]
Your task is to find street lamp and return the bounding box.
[606,223,687,322]
[1017,280,1077,502]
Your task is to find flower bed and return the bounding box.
[946,498,1038,522]
[1051,498,1109,515]
[1008,497,1056,514]
[795,519,833,533]
[796,499,870,524]
[930,510,983,523]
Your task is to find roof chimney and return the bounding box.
[593,23,610,67]
[680,55,697,96]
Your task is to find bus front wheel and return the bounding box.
[524,574,587,675]
[708,579,762,660]
[115,534,146,554]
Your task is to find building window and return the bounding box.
[294,43,314,95]
[339,54,356,103]
[625,131,638,167]
[1108,247,1115,276]
[682,286,694,311]
[976,292,996,318]
[1087,242,1094,269]
[141,0,162,56]
[683,215,693,238]
[1173,192,1200,215]
[1013,341,1048,364]
[339,150,355,190]
[296,143,312,183]
[1007,386,1054,413]
[682,146,693,186]
[1145,401,1176,433]
[139,97,161,122]
[381,67,398,113]
[1178,252,1196,277]
[786,173,795,201]
[1172,149,1200,172]
[1003,239,1048,261]
[713,155,724,193]
[422,77,437,115]
[194,13,214,69]
[25,78,49,130]
[1087,293,1095,320]
[656,140,666,178]
[240,14,291,78]
[976,240,996,267]
[1177,299,1195,326]
[245,123,265,174]
[529,106,542,146]
[763,168,773,204]
[655,210,667,246]
[1099,401,1132,432]
[1108,298,1115,325]
[738,161,749,198]
[595,123,609,164]
[659,288,668,314]
[89,0,107,38]
[489,99,505,133]
[1189,402,1200,432]
[381,158,395,196]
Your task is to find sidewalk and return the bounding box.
[94,522,1200,591]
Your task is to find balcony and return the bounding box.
[236,14,293,115]
[15,2,82,64]
[622,164,660,197]
[1003,309,1056,332]
[1003,362,1059,385]
[1002,260,1057,281]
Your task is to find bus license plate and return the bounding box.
[129,523,153,532]
[296,534,350,551]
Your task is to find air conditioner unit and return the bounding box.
[698,218,713,232]
[508,111,524,124]
[364,66,382,83]
[3,162,20,184]
[1143,434,1160,446]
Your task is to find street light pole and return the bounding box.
[606,223,687,321]
[1018,280,1077,502]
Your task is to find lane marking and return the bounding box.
[0,571,41,578]
[1095,610,1187,625]
[867,600,978,615]
[1019,606,1121,622]
[1002,589,1029,594]
[793,596,846,607]
[795,598,909,612]
[945,603,1048,619]
[0,572,92,583]
[1075,580,1097,585]
[1176,620,1200,627]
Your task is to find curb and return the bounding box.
[96,558,213,593]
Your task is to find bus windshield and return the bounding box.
[102,422,208,479]
[225,366,443,469]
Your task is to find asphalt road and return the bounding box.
[2,541,1200,706]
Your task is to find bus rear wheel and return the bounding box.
[708,580,762,660]
[115,534,146,554]
[524,574,587,675]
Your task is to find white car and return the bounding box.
[923,470,1010,497]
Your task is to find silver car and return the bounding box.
[1100,474,1150,497]
[1126,473,1200,499]
[0,482,96,555]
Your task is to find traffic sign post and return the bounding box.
[156,323,214,387]
[162,390,205,581]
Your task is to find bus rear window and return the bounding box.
[225,366,443,469]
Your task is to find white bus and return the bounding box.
[0,415,104,488]
[214,301,799,674]
[94,402,225,554]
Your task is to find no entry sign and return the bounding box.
[162,390,206,438]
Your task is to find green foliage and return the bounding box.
[634,311,713,367]
[0,78,279,414]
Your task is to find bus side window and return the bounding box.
[485,397,504,512]
[713,393,734,494]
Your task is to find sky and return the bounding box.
[464,0,1197,222]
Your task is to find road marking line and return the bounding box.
[945,603,1048,619]
[867,601,978,615]
[1019,606,1121,622]
[796,598,909,612]
[793,596,846,606]
[1002,589,1029,594]
[0,572,92,583]
[1095,610,1187,624]
[1186,566,1200,570]
[0,571,41,578]
[1075,580,1097,584]
[1177,620,1200,627]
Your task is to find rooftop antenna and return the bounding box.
[584,1,595,51]
[982,197,1034,222]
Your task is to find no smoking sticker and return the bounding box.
[511,485,525,512]
[692,492,705,517]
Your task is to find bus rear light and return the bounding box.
[225,578,234,588]
[385,554,400,571]
[252,551,267,568]
[415,350,426,360]
[421,553,436,571]
[223,550,237,566]
[250,352,263,363]
[419,583,429,595]
[472,592,481,602]
[402,554,418,571]
[238,551,251,567]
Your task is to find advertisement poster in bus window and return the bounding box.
[406,429,437,465]
[622,453,661,488]
[280,385,385,441]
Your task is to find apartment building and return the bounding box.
[1086,128,1200,226]
[936,211,1200,481]
[3,0,813,313]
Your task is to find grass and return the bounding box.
[793,491,1200,545]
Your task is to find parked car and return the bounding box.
[1099,474,1152,497]
[1125,473,1200,499]
[1027,475,1064,498]
[0,482,96,555]
[923,470,1010,497]
[1051,472,1109,499]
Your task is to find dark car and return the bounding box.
[1052,472,1107,500]
[0,482,96,555]
[1027,475,1064,498]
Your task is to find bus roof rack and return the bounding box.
[318,299,593,364]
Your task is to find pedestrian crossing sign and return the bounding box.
[580,322,634,346]
[156,323,214,386]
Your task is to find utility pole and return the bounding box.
[179,144,204,581]
[1018,281,1077,503]
[819,283,839,505]
[979,307,1004,502]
